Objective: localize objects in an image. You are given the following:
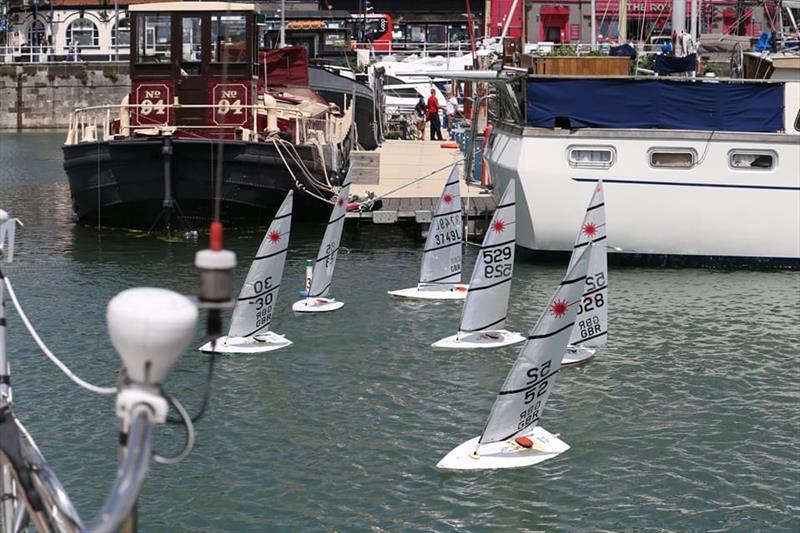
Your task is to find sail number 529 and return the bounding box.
[483,246,512,279]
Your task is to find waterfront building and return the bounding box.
[522,0,777,44]
[0,0,319,61]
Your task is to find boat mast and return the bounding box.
[673,0,686,33]
[279,0,286,47]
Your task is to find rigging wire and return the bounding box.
[2,275,117,396]
[371,158,465,201]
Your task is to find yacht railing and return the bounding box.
[354,41,472,58]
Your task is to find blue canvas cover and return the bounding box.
[654,53,697,74]
[526,78,784,132]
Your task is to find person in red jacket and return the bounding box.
[427,88,443,141]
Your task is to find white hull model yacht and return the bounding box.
[562,181,608,367]
[436,245,593,471]
[200,192,294,354]
[293,170,352,313]
[432,181,525,350]
[388,164,468,300]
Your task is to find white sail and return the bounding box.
[228,191,293,339]
[419,165,462,288]
[479,245,593,445]
[459,180,515,334]
[567,181,608,348]
[308,171,352,298]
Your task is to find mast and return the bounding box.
[673,0,686,33]
[279,0,286,47]
[619,0,628,42]
[591,0,597,47]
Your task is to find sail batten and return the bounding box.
[228,191,293,339]
[457,181,516,334]
[308,171,352,299]
[478,245,593,446]
[419,166,463,287]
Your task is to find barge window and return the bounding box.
[729,151,776,170]
[182,17,203,65]
[212,15,247,63]
[67,18,99,48]
[136,15,171,61]
[649,149,696,168]
[568,147,615,169]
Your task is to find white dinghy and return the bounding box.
[432,181,525,349]
[388,165,467,300]
[292,171,352,313]
[199,192,294,354]
[436,245,593,471]
[562,180,608,367]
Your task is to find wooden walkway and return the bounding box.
[345,140,496,236]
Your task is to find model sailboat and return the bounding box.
[436,244,593,471]
[562,180,607,367]
[432,180,524,349]
[388,165,467,300]
[292,170,352,313]
[199,191,294,354]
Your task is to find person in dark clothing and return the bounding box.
[427,88,443,141]
[414,96,427,140]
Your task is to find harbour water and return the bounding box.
[1,131,798,531]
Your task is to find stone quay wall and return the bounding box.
[0,63,131,130]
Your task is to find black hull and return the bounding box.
[309,66,381,150]
[63,138,345,230]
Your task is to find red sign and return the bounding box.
[569,24,581,41]
[210,83,250,127]
[131,82,173,126]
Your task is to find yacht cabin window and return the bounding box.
[729,151,776,170]
[649,149,696,168]
[568,147,615,169]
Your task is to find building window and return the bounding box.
[729,150,776,170]
[211,15,247,62]
[27,20,46,48]
[136,14,171,61]
[112,18,130,48]
[67,18,99,47]
[568,146,615,169]
[649,149,696,168]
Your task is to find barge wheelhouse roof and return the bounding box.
[128,2,260,13]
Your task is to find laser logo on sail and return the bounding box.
[550,299,568,318]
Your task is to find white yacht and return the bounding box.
[483,66,800,266]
